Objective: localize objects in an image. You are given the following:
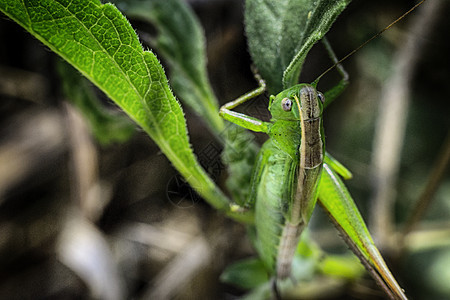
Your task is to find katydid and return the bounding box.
[218,1,427,297]
[220,70,406,300]
[221,78,327,279]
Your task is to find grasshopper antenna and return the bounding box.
[314,0,427,84]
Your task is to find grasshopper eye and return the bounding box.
[317,92,325,104]
[281,98,292,111]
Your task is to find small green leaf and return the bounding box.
[0,0,241,217]
[57,60,135,145]
[220,257,270,290]
[318,254,364,280]
[245,0,351,93]
[241,283,272,300]
[113,0,225,134]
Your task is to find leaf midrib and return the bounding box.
[42,0,199,182]
[58,1,192,166]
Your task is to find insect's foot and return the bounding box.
[271,278,282,300]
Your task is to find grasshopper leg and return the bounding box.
[316,37,349,109]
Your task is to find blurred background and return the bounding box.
[0,0,449,299]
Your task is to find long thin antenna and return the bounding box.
[314,0,427,83]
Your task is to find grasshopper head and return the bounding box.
[269,84,324,121]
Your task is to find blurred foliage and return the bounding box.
[57,61,136,146]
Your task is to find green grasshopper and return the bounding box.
[220,70,406,300]
[221,78,327,281]
[218,1,427,295]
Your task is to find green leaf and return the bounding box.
[221,124,259,206]
[57,60,135,145]
[241,283,272,300]
[318,254,364,280]
[220,257,270,290]
[113,0,224,134]
[245,0,351,93]
[113,0,260,207]
[0,0,241,218]
[296,233,364,281]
